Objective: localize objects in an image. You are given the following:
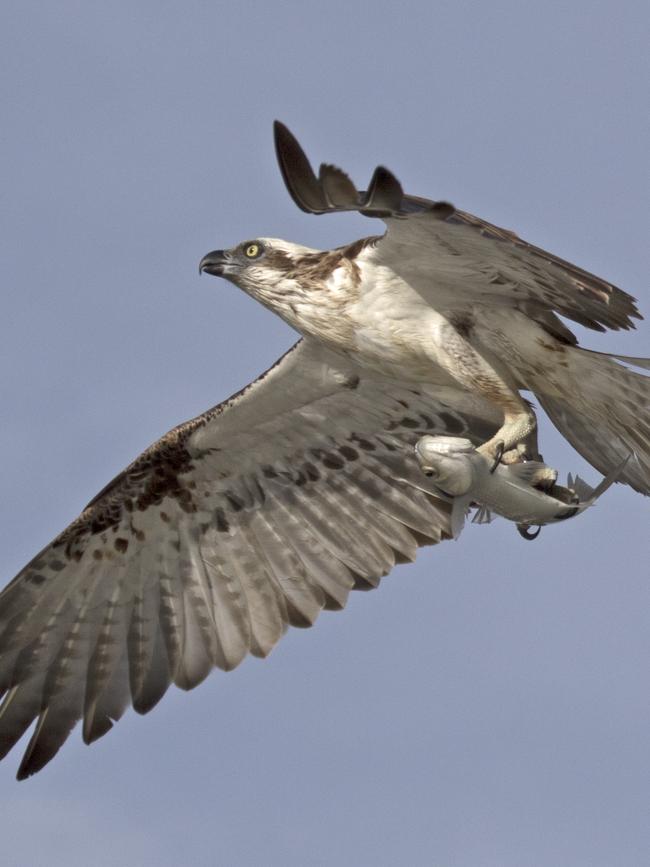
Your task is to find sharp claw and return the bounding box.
[517,524,541,541]
[489,441,504,473]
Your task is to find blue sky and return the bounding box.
[1,2,648,865]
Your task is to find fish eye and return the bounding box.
[422,468,437,478]
[243,241,263,259]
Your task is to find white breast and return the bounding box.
[344,259,457,382]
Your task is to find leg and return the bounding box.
[430,319,537,458]
[477,406,537,461]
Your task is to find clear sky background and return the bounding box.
[1,2,648,866]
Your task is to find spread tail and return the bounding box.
[535,350,650,495]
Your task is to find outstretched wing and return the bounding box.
[274,121,642,336]
[0,339,500,778]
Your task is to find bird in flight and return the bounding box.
[0,122,647,779]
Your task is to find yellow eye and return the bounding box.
[244,242,261,258]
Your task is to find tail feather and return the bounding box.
[536,349,650,495]
[579,349,650,371]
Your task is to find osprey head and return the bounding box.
[199,237,362,337]
[200,238,322,299]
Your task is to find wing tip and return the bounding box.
[273,120,326,214]
[273,120,454,221]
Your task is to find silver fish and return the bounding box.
[410,435,629,540]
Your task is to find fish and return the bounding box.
[407,435,630,540]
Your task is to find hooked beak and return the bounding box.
[199,249,229,276]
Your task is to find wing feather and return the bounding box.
[82,580,131,743]
[274,121,642,334]
[127,579,172,715]
[218,523,290,656]
[0,338,501,777]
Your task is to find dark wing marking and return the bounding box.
[275,119,444,218]
[0,339,501,778]
[274,121,641,334]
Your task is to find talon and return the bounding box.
[500,447,526,465]
[489,441,504,473]
[517,523,541,541]
[530,466,559,490]
[547,484,579,506]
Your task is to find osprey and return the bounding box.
[0,123,647,779]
